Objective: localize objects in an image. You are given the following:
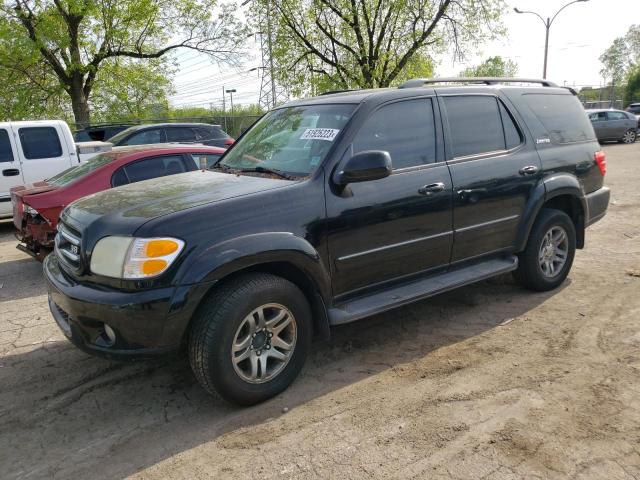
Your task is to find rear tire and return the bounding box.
[513,208,576,292]
[188,273,312,406]
[621,129,637,144]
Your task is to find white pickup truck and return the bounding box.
[0,120,111,218]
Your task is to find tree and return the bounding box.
[267,0,504,96]
[624,67,640,105]
[600,37,630,84]
[460,55,517,77]
[0,0,246,127]
[600,24,640,83]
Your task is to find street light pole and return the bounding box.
[225,89,237,116]
[514,0,589,79]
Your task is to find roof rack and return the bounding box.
[398,77,559,89]
[319,89,360,96]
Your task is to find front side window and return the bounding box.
[353,99,437,169]
[48,153,118,187]
[0,129,13,163]
[18,127,63,159]
[220,104,355,177]
[123,129,164,145]
[589,112,607,122]
[443,96,505,157]
[122,155,187,183]
[192,153,221,169]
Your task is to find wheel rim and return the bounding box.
[623,130,636,143]
[231,303,297,384]
[538,226,569,278]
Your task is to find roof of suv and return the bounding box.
[282,78,573,108]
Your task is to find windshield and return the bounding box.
[47,153,118,187]
[219,104,355,177]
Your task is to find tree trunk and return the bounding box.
[70,81,91,129]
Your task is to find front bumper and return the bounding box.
[585,186,610,227]
[44,254,188,360]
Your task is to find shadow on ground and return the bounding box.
[0,274,565,479]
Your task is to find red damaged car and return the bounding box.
[12,144,226,259]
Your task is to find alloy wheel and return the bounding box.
[231,303,297,384]
[538,226,569,278]
[623,130,636,144]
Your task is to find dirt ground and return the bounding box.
[1,143,639,480]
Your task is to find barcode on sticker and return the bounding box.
[300,128,340,141]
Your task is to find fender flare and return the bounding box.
[515,174,587,252]
[165,233,332,343]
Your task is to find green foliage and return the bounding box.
[624,67,640,105]
[265,0,505,96]
[0,0,247,126]
[600,24,640,82]
[460,56,518,77]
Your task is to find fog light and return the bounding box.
[104,324,117,345]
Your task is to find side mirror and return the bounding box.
[334,150,392,185]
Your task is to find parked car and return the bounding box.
[12,145,225,259]
[587,109,637,143]
[1,120,112,219]
[624,103,640,127]
[74,124,133,142]
[105,123,235,149]
[44,78,609,405]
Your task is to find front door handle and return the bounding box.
[519,165,539,176]
[2,168,20,177]
[418,182,445,195]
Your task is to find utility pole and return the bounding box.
[514,0,589,79]
[266,0,276,108]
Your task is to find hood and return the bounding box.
[62,170,292,233]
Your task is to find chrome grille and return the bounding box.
[55,222,82,271]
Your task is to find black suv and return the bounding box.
[106,123,234,148]
[44,78,610,405]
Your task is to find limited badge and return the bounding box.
[536,137,551,144]
[300,128,340,141]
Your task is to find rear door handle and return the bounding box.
[418,182,445,195]
[519,165,539,176]
[2,168,20,177]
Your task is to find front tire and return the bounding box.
[513,208,576,292]
[621,129,637,144]
[188,273,312,405]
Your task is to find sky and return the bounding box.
[169,0,638,109]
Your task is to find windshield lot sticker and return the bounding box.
[300,128,340,141]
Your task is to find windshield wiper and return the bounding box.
[211,163,237,173]
[240,166,297,180]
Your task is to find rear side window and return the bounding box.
[18,127,63,159]
[523,94,595,144]
[498,102,523,150]
[589,112,607,122]
[0,129,13,162]
[443,96,506,157]
[353,99,437,169]
[607,111,627,120]
[120,155,187,184]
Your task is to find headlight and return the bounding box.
[90,236,185,279]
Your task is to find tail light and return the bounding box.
[594,151,606,176]
[224,138,235,146]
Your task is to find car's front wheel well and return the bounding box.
[542,194,585,248]
[188,262,330,344]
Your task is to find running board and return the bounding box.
[328,255,518,325]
